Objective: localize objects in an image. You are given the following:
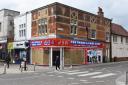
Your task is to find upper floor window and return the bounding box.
[106,32,110,42]
[126,37,128,44]
[113,35,117,42]
[70,25,77,35]
[70,11,78,35]
[71,11,77,20]
[19,29,26,37]
[23,29,26,36]
[70,19,77,35]
[121,36,123,43]
[91,29,96,39]
[0,23,1,32]
[24,23,26,28]
[38,18,47,35]
[19,30,21,37]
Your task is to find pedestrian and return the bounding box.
[5,53,11,68]
[55,56,60,70]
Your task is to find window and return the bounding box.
[19,30,21,37]
[126,37,128,43]
[91,29,96,39]
[70,19,77,35]
[19,25,21,29]
[121,36,123,43]
[71,25,77,35]
[0,23,1,32]
[24,23,26,28]
[22,24,24,28]
[106,32,110,42]
[113,35,117,42]
[38,18,47,35]
[23,29,26,36]
[70,11,78,35]
[21,30,23,37]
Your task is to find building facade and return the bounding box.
[0,9,20,60]
[111,23,128,61]
[14,12,31,63]
[30,2,111,67]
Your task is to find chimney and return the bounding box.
[97,7,104,17]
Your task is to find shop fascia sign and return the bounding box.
[30,38,103,48]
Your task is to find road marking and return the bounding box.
[91,73,116,78]
[80,80,87,82]
[96,81,104,82]
[47,72,54,73]
[64,70,80,72]
[48,75,54,76]
[82,81,92,84]
[78,72,102,77]
[70,83,80,85]
[67,71,89,75]
[57,76,63,77]
[67,78,75,80]
[97,68,106,71]
[57,70,79,74]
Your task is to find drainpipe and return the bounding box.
[110,19,113,62]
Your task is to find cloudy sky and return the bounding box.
[1,0,128,29]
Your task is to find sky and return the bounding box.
[1,0,128,30]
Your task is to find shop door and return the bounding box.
[52,51,60,66]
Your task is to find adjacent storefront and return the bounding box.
[30,38,104,67]
[13,41,29,64]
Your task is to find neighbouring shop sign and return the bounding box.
[30,38,104,48]
[7,42,13,50]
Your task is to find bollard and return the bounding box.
[21,62,24,72]
[34,63,36,71]
[21,65,23,72]
[3,64,7,74]
[24,61,27,71]
[126,71,128,85]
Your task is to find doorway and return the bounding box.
[52,50,60,66]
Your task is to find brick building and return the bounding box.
[30,2,111,67]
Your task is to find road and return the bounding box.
[0,62,128,85]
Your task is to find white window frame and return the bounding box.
[90,29,96,39]
[126,37,128,44]
[106,32,110,42]
[0,22,1,32]
[38,18,47,35]
[121,36,123,43]
[113,35,117,43]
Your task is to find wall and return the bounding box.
[64,48,84,65]
[14,12,31,42]
[112,34,128,61]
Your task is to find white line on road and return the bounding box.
[78,72,102,77]
[64,70,80,72]
[57,70,80,74]
[80,80,87,82]
[69,83,80,85]
[96,81,105,82]
[57,76,63,77]
[48,75,54,76]
[91,73,116,78]
[67,71,89,75]
[82,81,92,84]
[67,78,75,80]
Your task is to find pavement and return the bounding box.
[0,61,127,85]
[0,63,54,74]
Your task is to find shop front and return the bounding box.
[13,41,29,64]
[30,38,104,67]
